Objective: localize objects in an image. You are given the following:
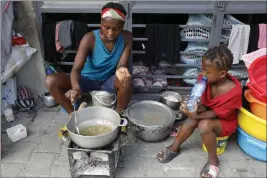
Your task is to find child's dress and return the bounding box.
[201,74,242,136]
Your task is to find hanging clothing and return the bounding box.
[43,22,61,63]
[1,1,14,73]
[72,22,89,50]
[228,25,250,64]
[59,20,74,48]
[55,22,64,53]
[257,24,267,49]
[145,24,180,67]
[81,30,124,81]
[201,74,242,136]
[247,24,259,53]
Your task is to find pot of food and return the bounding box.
[121,100,176,142]
[67,106,128,149]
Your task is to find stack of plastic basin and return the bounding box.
[237,54,267,162]
[237,108,266,162]
[245,89,266,120]
[247,55,266,104]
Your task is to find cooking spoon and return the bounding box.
[73,103,80,134]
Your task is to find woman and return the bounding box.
[45,2,133,115]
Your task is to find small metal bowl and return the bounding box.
[159,91,183,110]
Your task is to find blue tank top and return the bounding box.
[81,29,124,81]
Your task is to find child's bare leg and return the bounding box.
[169,118,199,151]
[157,118,198,162]
[198,119,222,178]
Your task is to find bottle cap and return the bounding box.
[202,76,208,81]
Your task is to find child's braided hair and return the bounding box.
[203,45,233,71]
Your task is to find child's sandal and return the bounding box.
[200,162,219,178]
[157,148,180,164]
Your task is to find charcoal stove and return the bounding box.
[67,134,126,178]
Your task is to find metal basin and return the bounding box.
[159,91,183,110]
[67,106,127,149]
[121,100,176,142]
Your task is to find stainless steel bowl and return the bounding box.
[160,91,183,110]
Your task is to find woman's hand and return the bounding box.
[65,88,82,104]
[179,98,199,119]
[116,67,131,84]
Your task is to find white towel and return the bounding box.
[228,25,250,64]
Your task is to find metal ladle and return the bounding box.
[73,103,80,134]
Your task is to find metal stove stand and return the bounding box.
[68,134,123,178]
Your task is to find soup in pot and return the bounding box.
[79,125,113,136]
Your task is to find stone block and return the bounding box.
[1,163,26,177]
[137,156,166,177]
[22,153,56,177]
[54,146,69,166]
[50,164,71,177]
[2,142,38,164]
[31,111,58,126]
[219,160,256,177]
[22,125,45,143]
[34,134,62,153]
[118,145,139,168]
[115,167,138,177]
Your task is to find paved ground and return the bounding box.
[1,103,266,177]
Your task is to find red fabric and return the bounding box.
[201,74,242,120]
[101,8,126,21]
[197,74,203,81]
[201,74,242,136]
[219,119,238,137]
[55,22,64,53]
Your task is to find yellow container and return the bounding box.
[238,107,266,142]
[202,136,229,155]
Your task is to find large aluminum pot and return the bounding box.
[67,106,127,149]
[121,100,176,142]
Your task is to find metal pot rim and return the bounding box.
[122,100,176,128]
[67,106,123,138]
[160,91,183,103]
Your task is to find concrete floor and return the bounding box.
[1,104,266,177]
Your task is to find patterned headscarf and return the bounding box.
[101,8,126,22]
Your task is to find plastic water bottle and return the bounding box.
[186,76,208,112]
[2,97,15,122]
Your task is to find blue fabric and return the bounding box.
[81,29,124,81]
[79,74,116,93]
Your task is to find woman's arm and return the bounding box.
[70,32,94,90]
[116,31,133,69]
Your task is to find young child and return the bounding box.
[157,45,242,178]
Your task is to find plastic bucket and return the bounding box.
[90,91,116,109]
[247,55,267,103]
[202,136,229,155]
[242,48,267,69]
